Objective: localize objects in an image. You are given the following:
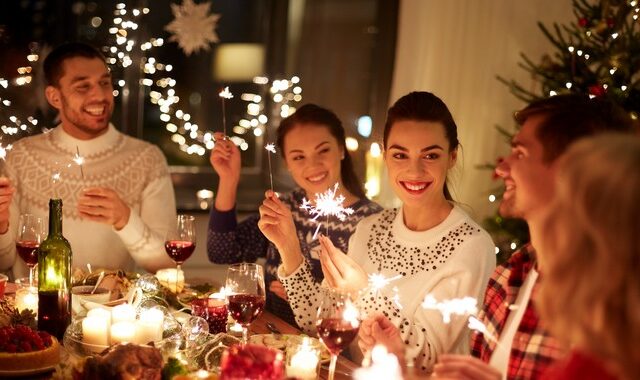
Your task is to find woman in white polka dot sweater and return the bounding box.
[260,92,495,372]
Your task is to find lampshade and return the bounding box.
[213,43,265,82]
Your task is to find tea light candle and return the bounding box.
[110,321,137,344]
[112,303,136,324]
[286,337,320,380]
[15,287,38,313]
[136,308,164,344]
[82,314,110,348]
[87,307,112,325]
[155,268,185,293]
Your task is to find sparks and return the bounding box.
[368,273,402,292]
[264,143,276,153]
[421,295,478,324]
[468,316,499,345]
[300,183,354,239]
[218,86,233,99]
[265,143,276,191]
[73,146,85,179]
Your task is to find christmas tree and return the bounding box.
[487,0,640,263]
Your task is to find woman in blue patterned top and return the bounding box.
[207,104,382,326]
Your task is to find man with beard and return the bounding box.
[0,42,176,277]
[359,94,636,379]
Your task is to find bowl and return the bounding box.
[0,274,7,298]
[72,285,111,315]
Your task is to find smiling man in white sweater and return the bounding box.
[0,42,176,278]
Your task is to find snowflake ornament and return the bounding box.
[165,0,221,56]
[300,183,354,239]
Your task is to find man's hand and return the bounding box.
[358,313,405,364]
[318,235,368,294]
[433,354,502,380]
[0,178,15,234]
[77,187,131,230]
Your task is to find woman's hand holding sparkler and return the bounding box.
[358,313,406,366]
[0,177,15,234]
[432,355,501,380]
[210,132,241,211]
[318,235,368,293]
[258,190,303,275]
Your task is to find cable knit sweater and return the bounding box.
[279,205,495,372]
[0,124,176,277]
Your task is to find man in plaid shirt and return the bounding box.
[428,94,636,379]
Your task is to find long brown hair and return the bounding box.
[537,134,640,379]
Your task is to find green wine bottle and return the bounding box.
[37,198,72,340]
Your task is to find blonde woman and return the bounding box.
[534,134,640,380]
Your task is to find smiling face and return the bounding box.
[384,120,456,208]
[496,115,557,220]
[283,123,345,196]
[45,56,114,140]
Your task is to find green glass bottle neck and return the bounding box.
[48,198,63,236]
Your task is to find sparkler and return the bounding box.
[300,183,354,239]
[421,295,478,323]
[73,146,85,180]
[265,143,276,191]
[468,315,499,345]
[218,86,233,137]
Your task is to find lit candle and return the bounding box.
[112,303,136,324]
[136,308,164,344]
[82,314,110,349]
[352,345,403,380]
[286,337,320,380]
[87,307,112,325]
[15,287,38,313]
[110,321,137,344]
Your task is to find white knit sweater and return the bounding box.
[0,124,177,277]
[279,205,495,372]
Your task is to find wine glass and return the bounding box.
[16,214,45,287]
[225,263,266,344]
[316,289,361,380]
[164,214,196,291]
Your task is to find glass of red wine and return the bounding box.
[164,214,196,292]
[316,289,361,380]
[16,214,45,287]
[225,263,266,344]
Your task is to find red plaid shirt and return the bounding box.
[470,244,565,379]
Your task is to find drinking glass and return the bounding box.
[225,263,266,344]
[316,289,360,380]
[16,214,45,287]
[164,214,196,290]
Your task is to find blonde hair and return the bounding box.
[537,133,640,379]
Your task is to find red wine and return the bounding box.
[16,240,39,266]
[38,290,71,340]
[316,318,359,355]
[164,240,195,263]
[227,294,265,325]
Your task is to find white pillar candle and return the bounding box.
[110,321,137,345]
[136,308,164,344]
[111,303,136,324]
[15,287,38,314]
[87,307,112,326]
[82,314,110,349]
[286,337,320,380]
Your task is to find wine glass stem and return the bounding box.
[29,266,34,288]
[327,354,338,380]
[176,263,181,292]
[242,326,249,344]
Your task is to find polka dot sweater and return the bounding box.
[279,205,495,372]
[207,187,382,326]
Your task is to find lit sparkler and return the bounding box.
[300,183,354,239]
[73,146,85,180]
[421,295,478,323]
[265,143,276,191]
[468,315,499,345]
[218,86,233,137]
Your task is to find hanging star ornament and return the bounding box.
[165,0,221,56]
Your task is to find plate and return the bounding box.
[248,334,331,363]
[0,365,56,376]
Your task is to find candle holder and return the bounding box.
[15,286,38,314]
[191,297,228,335]
[285,336,321,380]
